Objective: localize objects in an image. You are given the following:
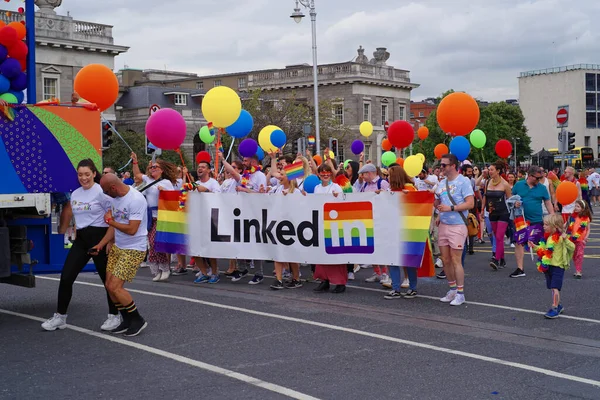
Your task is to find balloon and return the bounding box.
[404,155,423,177]
[238,138,258,158]
[382,151,396,167]
[313,154,322,166]
[9,72,26,91]
[0,74,9,93]
[270,128,286,149]
[199,126,215,144]
[145,108,187,150]
[226,109,253,138]
[495,139,513,158]
[381,138,392,151]
[74,64,119,111]
[329,150,335,160]
[304,175,321,193]
[417,126,429,140]
[0,58,21,79]
[201,86,242,128]
[258,125,281,153]
[470,129,486,149]
[449,136,471,161]
[0,92,17,104]
[359,121,373,137]
[351,140,364,155]
[7,21,25,40]
[434,143,449,159]
[0,44,7,62]
[416,153,425,163]
[0,26,18,47]
[556,181,578,205]
[436,92,480,136]
[387,120,414,149]
[256,147,265,161]
[344,159,352,169]
[7,40,27,59]
[396,157,404,167]
[195,151,211,164]
[9,90,23,104]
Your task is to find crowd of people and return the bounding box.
[39,149,598,337]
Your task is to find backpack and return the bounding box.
[361,178,383,192]
[467,213,480,237]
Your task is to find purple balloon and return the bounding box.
[0,58,21,79]
[351,140,364,155]
[10,72,26,92]
[239,138,258,158]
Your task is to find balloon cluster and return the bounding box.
[0,21,28,104]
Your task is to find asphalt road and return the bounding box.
[3,221,600,399]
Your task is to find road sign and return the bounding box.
[149,104,160,116]
[384,121,389,132]
[556,105,569,127]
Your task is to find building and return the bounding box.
[0,0,129,120]
[518,64,600,158]
[117,46,419,164]
[409,99,436,131]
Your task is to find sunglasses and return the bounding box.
[440,163,449,168]
[319,172,331,177]
[150,165,159,170]
[532,175,543,181]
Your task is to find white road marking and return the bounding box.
[32,276,600,387]
[0,308,320,400]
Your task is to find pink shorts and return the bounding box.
[438,223,468,250]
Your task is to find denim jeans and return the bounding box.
[389,266,417,291]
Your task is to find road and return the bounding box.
[2,222,600,399]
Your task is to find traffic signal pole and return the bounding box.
[560,128,565,173]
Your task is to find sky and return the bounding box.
[53,0,600,102]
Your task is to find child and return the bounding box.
[566,199,591,279]
[529,214,575,319]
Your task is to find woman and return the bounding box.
[312,164,346,293]
[343,160,361,279]
[482,161,512,270]
[41,159,120,332]
[220,157,246,278]
[131,152,177,282]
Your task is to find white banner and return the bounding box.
[186,192,405,265]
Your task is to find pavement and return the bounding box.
[2,221,600,399]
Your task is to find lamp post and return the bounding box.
[291,0,321,155]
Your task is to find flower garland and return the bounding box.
[567,215,590,242]
[178,182,197,211]
[241,165,262,188]
[536,232,560,273]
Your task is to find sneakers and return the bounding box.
[171,268,188,276]
[400,278,409,289]
[435,258,444,268]
[450,293,465,306]
[100,314,122,331]
[194,274,210,284]
[152,273,162,282]
[401,289,418,299]
[353,264,361,273]
[360,264,372,269]
[557,304,564,314]
[489,257,499,271]
[111,319,130,334]
[510,243,515,248]
[380,274,391,285]
[231,271,243,282]
[504,237,511,245]
[158,270,170,281]
[282,270,292,280]
[384,290,402,299]
[440,290,457,303]
[41,313,67,331]
[239,269,249,278]
[509,268,526,278]
[365,273,380,283]
[498,259,506,269]
[436,270,446,279]
[270,280,285,290]
[286,279,303,289]
[249,274,264,285]
[574,272,582,279]
[544,307,560,319]
[347,272,355,281]
[208,274,220,284]
[381,281,392,289]
[124,317,148,337]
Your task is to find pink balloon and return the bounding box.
[145,108,187,150]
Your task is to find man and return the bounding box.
[510,165,554,278]
[94,174,148,336]
[122,171,134,185]
[192,161,222,284]
[103,166,115,175]
[435,154,474,306]
[415,169,438,192]
[560,167,581,222]
[588,168,600,206]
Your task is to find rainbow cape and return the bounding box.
[284,161,304,181]
[399,191,435,268]
[154,190,187,254]
[335,175,353,193]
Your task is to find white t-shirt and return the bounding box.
[173,178,184,190]
[221,177,239,193]
[142,175,175,218]
[541,178,551,215]
[313,183,342,194]
[111,188,148,251]
[588,172,600,188]
[195,178,222,193]
[414,178,429,191]
[247,170,267,192]
[70,183,112,229]
[272,185,302,196]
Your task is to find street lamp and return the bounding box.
[290,0,321,155]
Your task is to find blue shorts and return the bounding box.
[544,266,565,291]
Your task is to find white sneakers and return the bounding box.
[153,271,170,282]
[440,290,466,306]
[435,258,444,268]
[440,290,456,303]
[400,278,409,289]
[100,314,122,331]
[41,313,67,331]
[365,273,380,283]
[347,272,355,281]
[450,294,465,306]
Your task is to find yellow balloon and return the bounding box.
[201,86,242,128]
[258,125,280,153]
[359,121,373,137]
[403,155,423,177]
[416,153,425,162]
[329,150,335,160]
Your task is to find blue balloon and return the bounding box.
[226,110,253,138]
[9,91,24,104]
[0,45,7,63]
[0,58,21,80]
[270,129,286,148]
[449,136,471,161]
[10,72,27,92]
[303,175,320,194]
[0,75,9,93]
[255,147,264,161]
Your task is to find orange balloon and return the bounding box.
[382,138,392,151]
[556,181,578,205]
[313,154,322,166]
[396,157,404,167]
[74,64,119,112]
[0,21,6,29]
[434,143,449,159]
[436,92,480,136]
[8,21,25,40]
[417,126,429,140]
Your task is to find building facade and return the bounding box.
[519,64,600,158]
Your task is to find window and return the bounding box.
[398,106,405,121]
[419,111,425,118]
[238,77,247,88]
[586,112,597,129]
[364,144,371,161]
[43,77,58,100]
[334,104,344,125]
[196,81,204,89]
[410,112,415,119]
[586,93,596,111]
[585,136,591,147]
[381,104,388,126]
[214,80,222,87]
[586,73,596,91]
[173,84,180,88]
[363,103,371,122]
[174,94,187,106]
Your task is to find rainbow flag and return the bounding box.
[154,190,188,254]
[307,136,315,145]
[335,175,353,193]
[399,191,435,268]
[514,215,528,233]
[284,161,304,181]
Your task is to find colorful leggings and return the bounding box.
[573,241,585,273]
[491,221,509,260]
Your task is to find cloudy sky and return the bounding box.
[54,0,600,101]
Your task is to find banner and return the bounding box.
[184,191,434,266]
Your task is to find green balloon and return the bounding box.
[199,125,215,144]
[344,159,352,169]
[0,93,18,104]
[470,129,486,149]
[382,151,396,167]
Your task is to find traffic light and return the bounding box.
[567,131,576,151]
[101,122,113,149]
[294,137,306,156]
[328,137,338,157]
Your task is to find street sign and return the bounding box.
[556,105,569,127]
[384,121,389,132]
[149,104,160,116]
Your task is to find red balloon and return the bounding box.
[0,26,18,47]
[387,120,414,149]
[495,139,513,158]
[8,40,27,59]
[196,151,211,164]
[18,58,26,72]
[381,138,392,151]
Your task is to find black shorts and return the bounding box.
[544,266,565,291]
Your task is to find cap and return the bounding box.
[380,168,389,175]
[358,164,377,174]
